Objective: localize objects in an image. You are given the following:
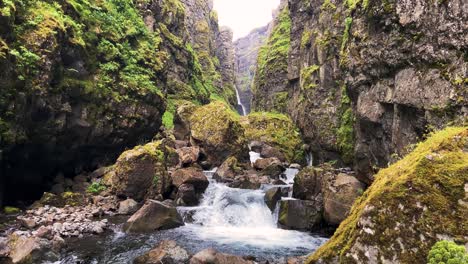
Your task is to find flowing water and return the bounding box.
[48,164,327,263]
[235,86,247,116]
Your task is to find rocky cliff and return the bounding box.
[0,0,235,206]
[234,25,269,114]
[252,0,467,182]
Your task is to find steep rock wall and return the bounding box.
[0,0,234,205]
[253,0,467,182]
[234,25,269,114]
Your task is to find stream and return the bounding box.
[48,157,328,263]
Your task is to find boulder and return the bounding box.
[175,184,199,206]
[292,167,323,201]
[213,156,244,182]
[171,168,209,193]
[322,173,365,225]
[33,192,86,208]
[278,200,322,231]
[241,112,304,163]
[134,240,190,264]
[227,175,261,190]
[190,248,254,264]
[118,199,139,215]
[189,101,249,166]
[260,144,286,162]
[124,200,184,233]
[109,141,172,201]
[7,234,59,264]
[253,157,281,170]
[177,147,200,167]
[264,187,282,211]
[309,128,468,263]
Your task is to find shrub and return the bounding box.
[87,182,107,195]
[427,241,468,264]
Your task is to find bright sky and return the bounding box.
[213,0,281,40]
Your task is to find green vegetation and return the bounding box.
[340,17,353,61]
[3,206,21,214]
[242,112,304,163]
[321,0,337,11]
[337,86,355,164]
[254,7,291,95]
[428,241,468,264]
[87,182,107,195]
[301,30,313,49]
[309,127,468,263]
[300,65,320,90]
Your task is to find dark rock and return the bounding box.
[213,156,244,182]
[124,200,184,233]
[175,184,199,206]
[177,147,200,167]
[171,167,209,193]
[253,157,282,170]
[292,167,323,201]
[278,199,322,231]
[264,187,282,212]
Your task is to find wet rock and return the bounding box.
[278,200,322,231]
[213,156,244,182]
[177,147,200,167]
[264,187,282,212]
[253,157,281,170]
[7,234,59,264]
[287,255,307,264]
[175,184,199,206]
[323,173,365,225]
[289,164,301,170]
[292,167,323,201]
[260,145,286,162]
[248,141,264,153]
[124,200,184,233]
[227,175,261,190]
[171,167,209,193]
[190,248,254,264]
[134,240,190,264]
[118,199,139,215]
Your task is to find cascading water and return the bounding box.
[235,86,247,116]
[48,160,327,263]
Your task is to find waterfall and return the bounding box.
[235,86,247,116]
[306,152,313,167]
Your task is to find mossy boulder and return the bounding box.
[107,140,174,201]
[32,192,86,208]
[308,127,468,263]
[241,112,304,163]
[189,101,248,166]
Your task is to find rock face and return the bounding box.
[134,240,190,264]
[234,26,269,114]
[264,187,282,212]
[190,248,254,264]
[0,0,235,206]
[252,0,467,182]
[308,127,468,263]
[251,0,290,113]
[124,200,184,233]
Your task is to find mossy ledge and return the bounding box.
[308,127,468,263]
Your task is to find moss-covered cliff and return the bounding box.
[0,0,235,205]
[308,127,468,263]
[251,0,467,182]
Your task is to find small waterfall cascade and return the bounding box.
[306,152,313,167]
[235,86,247,116]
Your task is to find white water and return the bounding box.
[235,86,247,116]
[249,151,261,165]
[306,152,313,167]
[177,171,327,250]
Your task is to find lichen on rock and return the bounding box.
[308,127,468,263]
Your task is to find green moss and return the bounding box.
[340,17,353,66]
[337,86,355,164]
[301,65,320,90]
[87,182,106,195]
[321,0,337,11]
[3,206,21,214]
[254,7,291,95]
[427,240,468,264]
[308,127,468,263]
[301,30,313,49]
[242,112,304,163]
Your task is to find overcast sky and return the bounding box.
[213,0,280,40]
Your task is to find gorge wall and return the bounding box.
[0,0,236,206]
[233,25,269,114]
[252,0,467,183]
